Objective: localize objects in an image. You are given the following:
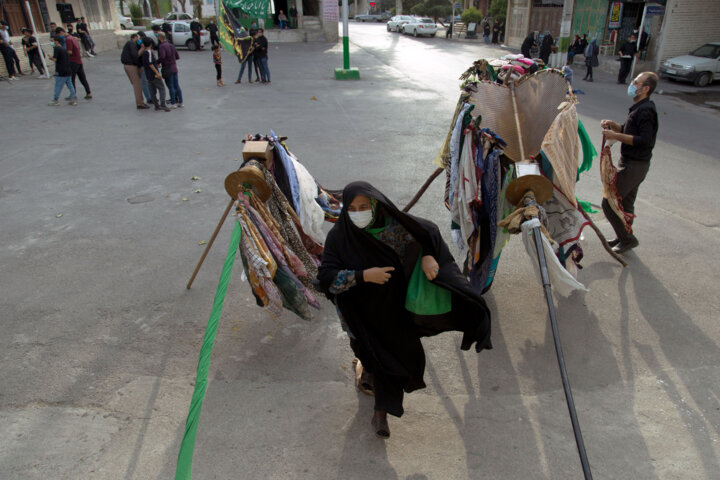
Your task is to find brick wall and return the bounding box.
[657,0,720,66]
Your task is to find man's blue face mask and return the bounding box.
[627,84,637,97]
[137,39,143,46]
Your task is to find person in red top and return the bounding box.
[59,27,92,100]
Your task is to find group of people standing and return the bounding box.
[47,26,92,106]
[482,18,504,45]
[235,28,271,85]
[121,31,183,111]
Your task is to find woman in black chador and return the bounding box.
[317,182,492,439]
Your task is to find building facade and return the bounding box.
[505,0,720,72]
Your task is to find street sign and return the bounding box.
[455,3,461,8]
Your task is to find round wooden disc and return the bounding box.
[505,174,554,206]
[224,166,271,202]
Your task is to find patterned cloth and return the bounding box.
[600,141,635,234]
[541,104,580,207]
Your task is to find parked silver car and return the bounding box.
[661,42,720,87]
[144,21,209,50]
[387,15,414,33]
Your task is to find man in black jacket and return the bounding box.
[206,20,219,47]
[600,72,659,253]
[254,28,270,84]
[121,33,149,109]
[190,20,202,50]
[48,36,76,106]
[617,33,637,84]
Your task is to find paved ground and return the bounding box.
[1,24,719,480]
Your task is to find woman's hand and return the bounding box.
[421,255,440,281]
[364,267,395,285]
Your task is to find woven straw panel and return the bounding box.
[467,69,569,162]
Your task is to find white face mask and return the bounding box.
[348,209,373,229]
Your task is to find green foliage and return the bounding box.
[427,5,449,20]
[128,1,144,19]
[410,3,426,16]
[461,7,483,25]
[489,0,507,22]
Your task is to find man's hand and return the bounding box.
[601,120,621,132]
[421,255,440,281]
[602,129,619,141]
[363,267,395,285]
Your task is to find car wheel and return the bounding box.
[413,29,418,37]
[431,33,436,37]
[694,72,711,87]
[186,39,198,51]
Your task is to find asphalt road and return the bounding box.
[1,23,719,479]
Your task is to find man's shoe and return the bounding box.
[137,104,151,109]
[607,238,620,248]
[64,96,72,100]
[68,99,78,106]
[235,79,241,84]
[85,93,92,99]
[612,238,639,254]
[87,52,95,58]
[177,103,184,108]
[169,104,178,109]
[48,100,60,106]
[156,105,171,112]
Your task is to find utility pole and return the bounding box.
[335,0,360,79]
[557,0,575,68]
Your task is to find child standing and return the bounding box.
[212,45,224,86]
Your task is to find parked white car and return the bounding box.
[386,15,414,33]
[661,42,719,87]
[118,14,134,30]
[145,21,209,50]
[151,12,195,26]
[401,17,437,37]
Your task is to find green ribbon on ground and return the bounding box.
[175,221,242,480]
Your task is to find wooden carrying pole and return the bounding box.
[186,198,235,289]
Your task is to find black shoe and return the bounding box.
[137,104,151,109]
[612,238,639,254]
[608,238,620,248]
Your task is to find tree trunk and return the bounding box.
[149,0,160,17]
[395,0,402,15]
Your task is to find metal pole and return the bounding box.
[629,2,648,82]
[25,0,49,78]
[529,220,593,480]
[342,0,349,69]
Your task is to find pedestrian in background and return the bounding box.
[61,27,92,100]
[141,37,170,111]
[583,37,599,82]
[491,21,500,44]
[289,5,298,28]
[206,20,219,47]
[190,19,202,50]
[600,72,659,254]
[236,29,256,84]
[137,32,153,104]
[617,33,637,85]
[255,28,270,84]
[76,17,95,57]
[120,32,149,109]
[521,32,535,58]
[48,35,76,106]
[212,44,224,86]
[21,28,46,77]
[0,20,22,77]
[483,21,491,44]
[158,32,183,107]
[539,31,553,65]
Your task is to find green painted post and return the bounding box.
[335,0,360,79]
